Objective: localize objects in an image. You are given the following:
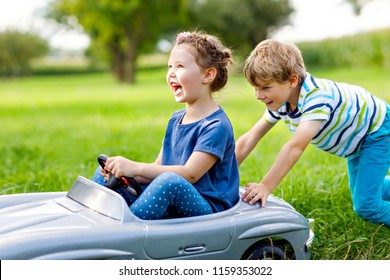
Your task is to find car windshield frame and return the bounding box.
[66,176,132,222]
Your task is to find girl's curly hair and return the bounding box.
[175,31,233,92]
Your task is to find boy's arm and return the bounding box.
[243,120,323,207]
[235,118,274,166]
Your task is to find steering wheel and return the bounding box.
[97,154,143,197]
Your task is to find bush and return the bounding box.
[298,28,390,69]
[0,30,49,77]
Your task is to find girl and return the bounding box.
[93,31,239,220]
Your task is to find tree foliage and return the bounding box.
[345,0,373,14]
[47,0,294,83]
[47,0,185,83]
[20,0,378,82]
[188,0,293,56]
[0,30,49,77]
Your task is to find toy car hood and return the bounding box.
[0,177,141,259]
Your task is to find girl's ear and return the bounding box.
[203,67,217,84]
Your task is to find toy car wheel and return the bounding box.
[243,242,288,260]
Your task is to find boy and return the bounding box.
[235,39,390,227]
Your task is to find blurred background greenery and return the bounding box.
[0,0,389,260]
[1,0,389,81]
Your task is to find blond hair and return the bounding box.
[244,39,306,86]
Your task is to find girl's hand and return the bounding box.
[99,167,110,181]
[242,182,272,207]
[105,156,137,178]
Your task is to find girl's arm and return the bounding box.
[243,120,323,206]
[132,148,163,185]
[134,148,162,185]
[106,151,218,184]
[235,118,274,166]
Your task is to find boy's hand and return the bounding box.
[242,182,272,207]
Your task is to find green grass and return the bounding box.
[0,67,389,259]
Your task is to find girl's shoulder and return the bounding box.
[170,109,186,120]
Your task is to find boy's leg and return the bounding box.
[346,157,390,202]
[347,156,358,197]
[349,122,390,227]
[383,176,390,201]
[130,172,213,220]
[381,104,390,202]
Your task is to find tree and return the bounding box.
[47,0,294,81]
[0,30,49,77]
[47,0,186,83]
[188,0,293,56]
[345,0,373,14]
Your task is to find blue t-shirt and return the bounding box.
[161,107,239,212]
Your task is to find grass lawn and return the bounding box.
[0,66,389,259]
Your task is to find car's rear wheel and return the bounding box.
[241,241,289,260]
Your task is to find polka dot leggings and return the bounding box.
[92,168,213,220]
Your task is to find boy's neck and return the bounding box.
[287,84,302,112]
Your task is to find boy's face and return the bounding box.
[252,75,300,111]
[252,81,291,111]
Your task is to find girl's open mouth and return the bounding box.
[170,82,182,93]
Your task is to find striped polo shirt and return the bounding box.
[263,72,387,157]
